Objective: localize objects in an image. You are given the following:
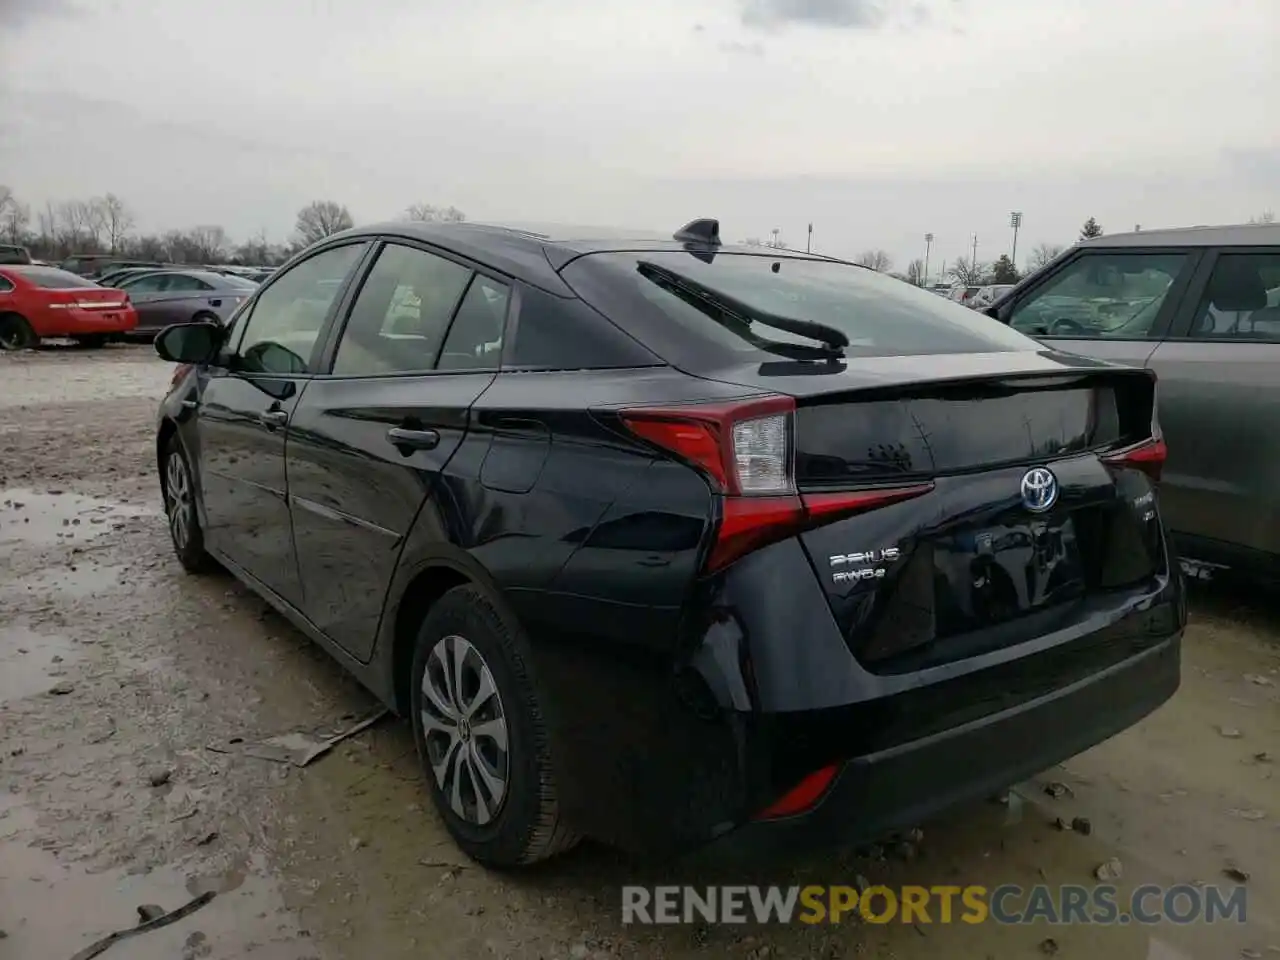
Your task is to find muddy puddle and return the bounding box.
[0,791,317,960]
[0,625,81,703]
[0,490,152,549]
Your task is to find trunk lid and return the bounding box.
[709,356,1166,671]
[48,287,130,311]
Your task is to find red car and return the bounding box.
[0,265,138,350]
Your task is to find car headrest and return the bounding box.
[1207,259,1268,311]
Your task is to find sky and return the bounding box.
[1,0,1277,275]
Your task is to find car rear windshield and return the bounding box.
[18,267,101,289]
[563,251,1038,361]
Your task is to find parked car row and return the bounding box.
[0,262,263,350]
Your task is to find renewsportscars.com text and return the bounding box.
[621,884,1247,926]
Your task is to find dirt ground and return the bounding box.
[1,344,1277,960]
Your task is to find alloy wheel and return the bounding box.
[164,452,192,550]
[420,634,510,825]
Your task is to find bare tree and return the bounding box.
[186,225,229,262]
[295,200,354,246]
[38,201,59,250]
[58,200,93,249]
[130,233,166,260]
[404,203,465,222]
[1249,210,1276,224]
[97,193,135,253]
[856,249,893,272]
[234,229,271,265]
[948,256,986,286]
[1,199,30,245]
[1027,243,1065,271]
[906,258,926,286]
[84,199,107,248]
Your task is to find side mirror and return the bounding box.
[154,321,223,364]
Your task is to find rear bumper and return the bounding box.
[35,308,137,336]
[706,630,1180,859]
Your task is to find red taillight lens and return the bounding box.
[619,396,934,572]
[1102,437,1166,482]
[170,363,193,388]
[754,764,839,820]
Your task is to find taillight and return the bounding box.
[170,363,193,388]
[1101,437,1167,482]
[618,395,934,572]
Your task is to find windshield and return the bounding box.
[565,251,1039,360]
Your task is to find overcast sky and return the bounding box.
[2,0,1276,272]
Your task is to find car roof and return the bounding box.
[327,220,848,293]
[1078,222,1280,249]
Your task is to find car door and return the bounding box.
[999,246,1201,369]
[285,239,510,661]
[1143,247,1280,566]
[151,274,212,326]
[194,242,370,605]
[119,273,172,329]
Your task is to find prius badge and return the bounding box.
[829,547,901,584]
[1020,467,1058,514]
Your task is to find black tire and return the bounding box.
[0,313,37,351]
[410,584,579,866]
[162,435,214,573]
[192,311,219,324]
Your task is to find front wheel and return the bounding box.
[0,313,37,351]
[163,435,213,573]
[410,584,579,867]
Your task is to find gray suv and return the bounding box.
[985,222,1280,583]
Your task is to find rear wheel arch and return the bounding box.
[390,562,473,714]
[156,418,179,489]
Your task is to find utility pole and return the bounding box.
[970,234,979,280]
[1009,211,1022,267]
[807,222,813,254]
[924,232,934,286]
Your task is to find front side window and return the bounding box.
[236,243,365,375]
[1183,252,1280,342]
[331,243,472,376]
[1009,252,1187,339]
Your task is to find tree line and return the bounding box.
[0,187,467,266]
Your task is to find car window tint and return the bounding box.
[123,274,166,293]
[237,244,364,375]
[17,267,100,289]
[332,243,471,376]
[162,275,209,292]
[564,251,1037,361]
[507,284,660,369]
[0,276,13,292]
[1184,252,1280,342]
[1009,253,1186,339]
[437,276,510,371]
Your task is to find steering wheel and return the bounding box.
[1048,317,1088,336]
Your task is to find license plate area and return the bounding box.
[933,513,1086,638]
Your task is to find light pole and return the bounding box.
[770,227,781,249]
[807,222,813,254]
[924,232,934,286]
[1010,211,1023,267]
[970,233,979,279]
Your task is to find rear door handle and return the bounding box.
[386,427,440,451]
[259,409,289,429]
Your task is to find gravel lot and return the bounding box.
[1,344,1278,960]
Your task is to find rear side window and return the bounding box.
[561,251,1035,362]
[16,267,100,289]
[331,242,472,376]
[438,276,510,371]
[1183,251,1280,342]
[0,275,13,292]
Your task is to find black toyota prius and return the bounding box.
[153,219,1184,866]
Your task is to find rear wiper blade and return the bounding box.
[636,260,849,353]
